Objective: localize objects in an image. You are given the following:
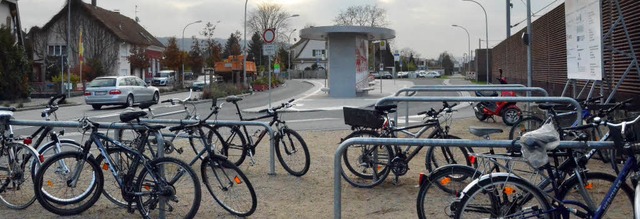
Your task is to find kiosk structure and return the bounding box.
[300,26,395,97]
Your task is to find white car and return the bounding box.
[424,71,441,78]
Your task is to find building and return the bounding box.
[290,39,328,70]
[30,0,164,84]
[214,55,256,84]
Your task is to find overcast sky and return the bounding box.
[18,0,563,59]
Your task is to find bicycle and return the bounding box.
[217,96,310,176]
[340,101,472,188]
[453,115,639,219]
[0,107,42,209]
[33,115,201,218]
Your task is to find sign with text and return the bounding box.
[565,0,603,80]
[263,44,277,56]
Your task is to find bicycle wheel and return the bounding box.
[275,128,310,176]
[508,116,543,140]
[340,130,392,188]
[454,174,552,219]
[34,139,82,173]
[417,165,482,219]
[34,151,103,216]
[211,125,247,166]
[0,142,41,209]
[135,157,201,219]
[425,135,474,172]
[94,147,138,208]
[557,172,633,219]
[201,156,257,217]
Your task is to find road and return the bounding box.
[10,78,470,143]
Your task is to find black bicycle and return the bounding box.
[340,102,472,188]
[33,115,201,218]
[217,96,310,176]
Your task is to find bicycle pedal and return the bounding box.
[176,148,184,154]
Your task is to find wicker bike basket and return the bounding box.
[343,107,385,129]
[608,118,640,148]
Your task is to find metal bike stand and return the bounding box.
[333,137,614,219]
[377,96,583,127]
[137,119,276,175]
[409,84,527,88]
[393,87,549,126]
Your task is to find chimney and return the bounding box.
[92,0,96,6]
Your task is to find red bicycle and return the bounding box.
[473,68,522,126]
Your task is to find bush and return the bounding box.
[200,83,244,100]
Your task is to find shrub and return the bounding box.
[200,83,244,100]
[16,102,23,108]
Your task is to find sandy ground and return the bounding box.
[0,117,631,218]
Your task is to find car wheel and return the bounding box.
[92,104,102,110]
[125,95,134,107]
[152,92,160,104]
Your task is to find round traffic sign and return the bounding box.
[263,29,276,44]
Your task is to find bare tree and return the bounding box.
[333,4,389,27]
[247,2,294,42]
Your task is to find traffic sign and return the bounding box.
[263,44,277,56]
[263,28,276,44]
[394,53,400,62]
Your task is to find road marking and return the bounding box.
[286,118,339,123]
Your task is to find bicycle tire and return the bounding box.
[557,171,633,219]
[508,116,543,140]
[34,151,103,216]
[94,147,139,208]
[213,125,247,166]
[34,139,82,173]
[275,128,310,176]
[425,135,474,172]
[417,164,482,219]
[340,130,392,188]
[0,142,41,209]
[454,174,552,219]
[135,157,201,219]
[201,156,257,217]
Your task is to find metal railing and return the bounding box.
[332,137,614,219]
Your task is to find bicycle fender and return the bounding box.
[457,172,521,200]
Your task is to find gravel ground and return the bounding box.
[0,117,630,218]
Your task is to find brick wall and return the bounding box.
[491,0,640,99]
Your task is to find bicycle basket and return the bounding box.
[608,118,640,148]
[343,107,384,129]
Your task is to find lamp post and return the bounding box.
[452,24,471,78]
[287,28,297,79]
[181,20,202,88]
[463,0,489,84]
[243,0,248,89]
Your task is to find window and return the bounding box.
[47,45,67,56]
[312,49,326,58]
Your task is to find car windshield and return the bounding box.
[87,78,116,87]
[155,72,171,77]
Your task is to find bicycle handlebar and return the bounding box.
[258,99,295,114]
[48,94,66,107]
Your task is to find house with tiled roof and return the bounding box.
[30,0,164,84]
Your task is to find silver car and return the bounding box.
[84,76,160,110]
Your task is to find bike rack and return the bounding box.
[393,86,549,126]
[332,137,614,219]
[8,119,277,175]
[377,96,583,126]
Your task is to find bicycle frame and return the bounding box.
[386,120,443,163]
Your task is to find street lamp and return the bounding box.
[243,0,248,89]
[181,20,202,88]
[463,0,489,84]
[452,24,471,78]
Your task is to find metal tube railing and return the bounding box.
[9,119,278,175]
[333,137,615,219]
[409,84,526,88]
[376,96,583,126]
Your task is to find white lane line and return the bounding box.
[286,118,339,123]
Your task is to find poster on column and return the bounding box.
[355,36,369,91]
[565,0,603,80]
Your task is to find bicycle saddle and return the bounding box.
[138,101,154,109]
[119,111,148,123]
[225,96,243,103]
[468,126,503,137]
[374,105,397,113]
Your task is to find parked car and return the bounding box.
[380,71,392,79]
[397,71,408,78]
[191,75,222,91]
[416,70,427,78]
[370,72,381,79]
[152,70,176,86]
[84,76,159,110]
[424,71,441,78]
